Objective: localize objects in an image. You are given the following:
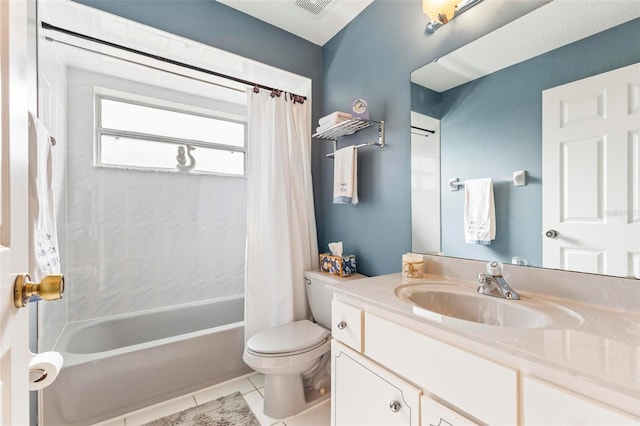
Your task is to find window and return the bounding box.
[95,91,246,176]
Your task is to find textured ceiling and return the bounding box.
[216,0,374,46]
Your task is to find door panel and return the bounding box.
[543,63,640,277]
[0,0,36,425]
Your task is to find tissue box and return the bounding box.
[319,253,357,277]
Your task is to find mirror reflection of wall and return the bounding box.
[411,2,640,278]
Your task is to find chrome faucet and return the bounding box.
[477,261,520,300]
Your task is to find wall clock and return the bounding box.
[351,97,369,119]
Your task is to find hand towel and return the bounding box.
[464,178,495,245]
[333,145,358,205]
[318,111,352,127]
[28,112,60,281]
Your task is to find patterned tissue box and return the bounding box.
[319,253,357,277]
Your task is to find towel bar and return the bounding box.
[449,171,527,191]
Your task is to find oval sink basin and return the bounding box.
[395,284,582,329]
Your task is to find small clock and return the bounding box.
[351,97,369,119]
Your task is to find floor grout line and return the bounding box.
[90,373,329,426]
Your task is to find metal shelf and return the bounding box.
[312,119,385,158]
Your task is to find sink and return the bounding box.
[395,283,582,329]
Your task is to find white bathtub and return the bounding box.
[42,296,251,426]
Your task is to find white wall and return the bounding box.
[64,67,247,322]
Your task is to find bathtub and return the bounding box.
[42,296,251,426]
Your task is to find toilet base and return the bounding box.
[263,374,330,419]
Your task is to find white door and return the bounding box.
[0,0,35,425]
[542,63,640,277]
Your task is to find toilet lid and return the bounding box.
[247,320,330,355]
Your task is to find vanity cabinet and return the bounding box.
[522,376,638,425]
[331,297,639,426]
[365,312,517,425]
[331,340,421,426]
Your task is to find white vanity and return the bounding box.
[327,256,640,425]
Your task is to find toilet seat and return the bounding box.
[246,320,329,356]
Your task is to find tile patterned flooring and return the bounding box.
[92,373,330,426]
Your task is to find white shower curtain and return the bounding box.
[245,89,319,341]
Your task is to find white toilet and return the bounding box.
[243,270,363,419]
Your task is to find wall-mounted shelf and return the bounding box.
[313,118,385,158]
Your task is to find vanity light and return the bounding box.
[422,0,484,33]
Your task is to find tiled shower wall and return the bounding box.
[37,39,68,352]
[65,67,247,322]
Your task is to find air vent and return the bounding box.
[295,0,331,15]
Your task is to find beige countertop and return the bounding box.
[325,272,640,417]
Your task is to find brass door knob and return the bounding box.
[14,273,64,308]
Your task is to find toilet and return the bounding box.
[243,270,364,419]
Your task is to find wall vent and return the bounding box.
[295,0,331,15]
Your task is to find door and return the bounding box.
[331,340,421,426]
[0,0,35,425]
[542,63,640,277]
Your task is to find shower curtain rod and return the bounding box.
[41,22,307,101]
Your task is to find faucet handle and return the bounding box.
[486,261,503,276]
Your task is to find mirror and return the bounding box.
[411,1,640,278]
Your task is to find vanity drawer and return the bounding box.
[421,396,479,426]
[332,299,363,352]
[365,313,518,426]
[522,376,639,425]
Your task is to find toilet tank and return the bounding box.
[304,270,365,329]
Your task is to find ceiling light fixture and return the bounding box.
[423,0,484,33]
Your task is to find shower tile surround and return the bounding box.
[63,67,247,323]
[40,65,246,351]
[37,31,69,352]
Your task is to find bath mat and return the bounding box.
[141,391,260,426]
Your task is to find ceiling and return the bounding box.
[216,0,374,46]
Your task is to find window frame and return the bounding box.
[94,87,248,177]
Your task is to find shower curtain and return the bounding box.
[245,89,319,341]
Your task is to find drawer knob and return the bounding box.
[389,401,401,413]
[337,321,347,330]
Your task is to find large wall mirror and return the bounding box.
[411,1,640,279]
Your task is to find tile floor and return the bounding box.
[92,373,330,426]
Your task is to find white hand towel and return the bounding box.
[333,145,358,205]
[464,178,495,245]
[319,111,351,127]
[28,112,60,281]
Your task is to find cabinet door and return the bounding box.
[422,396,479,426]
[523,376,639,425]
[331,340,421,426]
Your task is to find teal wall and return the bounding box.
[320,0,548,275]
[438,18,640,267]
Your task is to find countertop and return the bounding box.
[325,272,640,417]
